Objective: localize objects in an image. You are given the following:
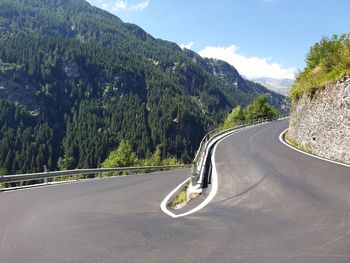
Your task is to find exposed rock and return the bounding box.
[288,76,350,164]
[112,71,147,99]
[62,59,83,79]
[0,73,38,111]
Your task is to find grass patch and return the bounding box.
[285,133,313,154]
[289,66,349,101]
[169,181,190,208]
[170,190,187,207]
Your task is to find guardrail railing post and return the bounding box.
[43,165,48,184]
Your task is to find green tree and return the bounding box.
[0,167,7,188]
[223,106,245,129]
[101,140,139,168]
[0,167,7,176]
[306,34,344,72]
[143,145,181,166]
[148,146,162,166]
[161,156,180,166]
[244,95,278,122]
[57,156,75,170]
[290,33,350,100]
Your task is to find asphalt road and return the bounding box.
[1,119,350,263]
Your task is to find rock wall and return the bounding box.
[288,76,350,164]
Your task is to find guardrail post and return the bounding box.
[43,165,48,184]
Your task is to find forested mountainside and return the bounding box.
[0,0,286,175]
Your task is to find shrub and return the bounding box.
[223,95,278,129]
[289,33,350,101]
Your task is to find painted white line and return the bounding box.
[160,129,240,218]
[160,143,220,218]
[279,129,350,168]
[160,121,275,218]
[160,178,191,218]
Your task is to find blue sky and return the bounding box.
[87,0,350,79]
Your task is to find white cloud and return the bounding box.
[130,0,149,11]
[113,0,127,10]
[179,41,195,50]
[112,0,149,11]
[198,45,296,79]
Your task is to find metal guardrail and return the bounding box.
[192,116,288,187]
[0,165,192,188]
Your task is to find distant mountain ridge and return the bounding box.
[184,50,286,107]
[251,77,294,95]
[0,0,286,174]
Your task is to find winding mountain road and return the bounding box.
[1,119,350,263]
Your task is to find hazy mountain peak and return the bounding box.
[250,77,294,95]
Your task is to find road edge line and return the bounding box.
[160,138,223,218]
[279,129,350,168]
[160,177,191,218]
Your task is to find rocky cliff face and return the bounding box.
[0,72,38,111]
[288,76,350,164]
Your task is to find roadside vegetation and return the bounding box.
[0,167,7,188]
[100,140,181,176]
[223,95,278,129]
[285,133,312,154]
[289,33,350,101]
[0,60,22,73]
[170,190,188,208]
[0,140,182,189]
[169,181,190,208]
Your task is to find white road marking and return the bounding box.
[279,129,350,168]
[160,142,220,218]
[160,178,191,218]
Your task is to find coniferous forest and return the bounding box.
[0,0,287,175]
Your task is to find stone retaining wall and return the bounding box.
[288,76,350,164]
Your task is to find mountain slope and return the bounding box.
[251,77,294,95]
[0,0,286,174]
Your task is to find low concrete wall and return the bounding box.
[288,76,350,164]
